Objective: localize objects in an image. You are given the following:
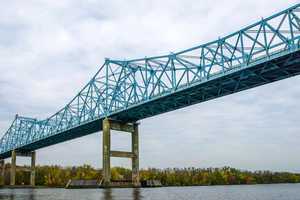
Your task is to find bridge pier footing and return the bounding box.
[9,150,36,186]
[102,118,140,187]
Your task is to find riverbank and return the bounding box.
[0,164,299,187]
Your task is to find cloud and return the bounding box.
[0,0,299,172]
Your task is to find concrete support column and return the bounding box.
[30,151,36,186]
[132,123,140,187]
[0,160,5,185]
[102,118,140,187]
[102,118,111,186]
[10,150,16,186]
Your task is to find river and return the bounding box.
[0,184,299,200]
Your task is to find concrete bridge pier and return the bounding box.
[30,151,36,186]
[102,118,140,187]
[10,150,36,186]
[10,150,16,186]
[131,123,139,187]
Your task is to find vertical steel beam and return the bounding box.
[0,160,5,185]
[30,151,36,186]
[132,123,140,187]
[10,150,16,186]
[102,118,111,187]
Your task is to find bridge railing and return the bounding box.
[0,3,300,154]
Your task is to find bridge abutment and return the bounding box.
[9,150,36,186]
[102,118,140,187]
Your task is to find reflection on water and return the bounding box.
[104,188,141,200]
[0,184,299,200]
[103,189,112,200]
[133,188,142,200]
[0,188,36,200]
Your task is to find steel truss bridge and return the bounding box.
[1,4,300,165]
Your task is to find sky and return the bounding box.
[0,0,300,172]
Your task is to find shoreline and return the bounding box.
[0,182,299,189]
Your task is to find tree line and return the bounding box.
[0,164,299,187]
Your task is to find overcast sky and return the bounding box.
[0,0,300,172]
